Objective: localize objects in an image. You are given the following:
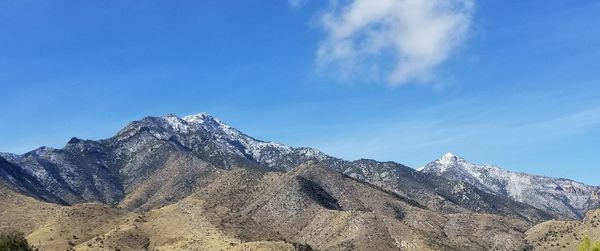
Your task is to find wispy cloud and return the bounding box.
[511,107,600,140]
[302,89,600,169]
[288,0,307,9]
[315,0,474,85]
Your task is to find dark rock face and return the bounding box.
[0,113,552,223]
[593,189,600,201]
[297,176,342,211]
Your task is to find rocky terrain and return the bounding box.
[0,112,598,250]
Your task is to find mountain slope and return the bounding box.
[0,181,300,251]
[0,156,66,204]
[240,162,536,250]
[0,182,62,235]
[420,153,600,219]
[526,209,600,250]
[324,158,552,222]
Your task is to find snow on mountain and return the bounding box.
[420,152,600,219]
[179,113,327,168]
[112,113,328,170]
[0,152,20,163]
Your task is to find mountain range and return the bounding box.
[0,113,598,250]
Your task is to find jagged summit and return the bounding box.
[162,112,223,125]
[417,152,466,172]
[158,112,256,139]
[438,152,466,165]
[440,152,460,160]
[182,112,215,122]
[443,152,457,158]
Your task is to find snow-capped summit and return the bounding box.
[442,152,458,160]
[162,112,231,135]
[417,152,460,171]
[422,152,503,177]
[420,153,600,219]
[437,152,466,168]
[117,113,328,170]
[182,112,215,123]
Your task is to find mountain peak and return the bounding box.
[181,112,234,131]
[443,152,456,158]
[417,152,469,173]
[439,152,465,165]
[152,112,231,135]
[157,112,220,124]
[182,112,215,123]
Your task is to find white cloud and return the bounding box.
[316,0,474,85]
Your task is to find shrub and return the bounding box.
[293,242,314,251]
[0,230,34,251]
[578,236,600,251]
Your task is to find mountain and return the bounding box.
[0,113,327,210]
[420,152,600,219]
[0,113,551,222]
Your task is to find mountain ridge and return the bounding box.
[420,152,600,219]
[421,152,597,185]
[0,112,593,222]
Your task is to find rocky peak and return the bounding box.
[182,112,214,123]
[67,137,82,144]
[438,152,466,165]
[419,152,469,173]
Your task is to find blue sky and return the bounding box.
[1,1,599,184]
